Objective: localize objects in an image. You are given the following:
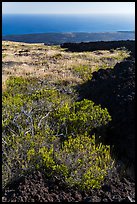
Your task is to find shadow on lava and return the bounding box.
[74,57,135,172]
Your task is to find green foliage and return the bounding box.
[2,53,7,58]
[73,65,92,80]
[26,133,114,190]
[53,134,114,190]
[51,99,111,136]
[5,76,29,94]
[2,76,113,190]
[101,63,112,69]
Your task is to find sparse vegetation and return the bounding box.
[2,41,130,88]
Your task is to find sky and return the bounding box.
[2,2,135,15]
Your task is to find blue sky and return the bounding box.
[2,2,135,15]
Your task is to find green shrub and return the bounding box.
[5,76,29,94]
[37,133,114,190]
[51,99,111,136]
[2,76,113,190]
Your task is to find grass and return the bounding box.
[2,41,130,90]
[2,41,130,190]
[2,53,7,58]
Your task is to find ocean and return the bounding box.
[2,14,135,36]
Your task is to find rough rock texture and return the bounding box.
[61,40,135,57]
[74,40,135,182]
[2,170,135,202]
[76,57,135,168]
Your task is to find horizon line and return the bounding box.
[2,13,135,15]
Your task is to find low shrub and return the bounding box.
[27,133,114,190]
[2,76,113,190]
[51,99,111,136]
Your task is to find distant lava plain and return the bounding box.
[2,31,135,44]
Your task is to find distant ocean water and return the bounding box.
[2,14,135,36]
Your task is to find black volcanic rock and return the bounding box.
[61,40,135,57]
[2,169,135,202]
[76,56,135,167]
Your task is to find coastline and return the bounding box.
[2,31,135,45]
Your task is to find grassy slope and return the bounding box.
[2,41,129,90]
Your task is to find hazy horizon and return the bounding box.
[2,2,135,15]
[2,13,135,16]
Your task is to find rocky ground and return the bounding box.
[2,169,135,202]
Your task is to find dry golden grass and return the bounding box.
[2,41,130,90]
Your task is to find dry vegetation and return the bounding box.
[2,41,130,90]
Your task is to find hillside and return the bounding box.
[2,40,135,202]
